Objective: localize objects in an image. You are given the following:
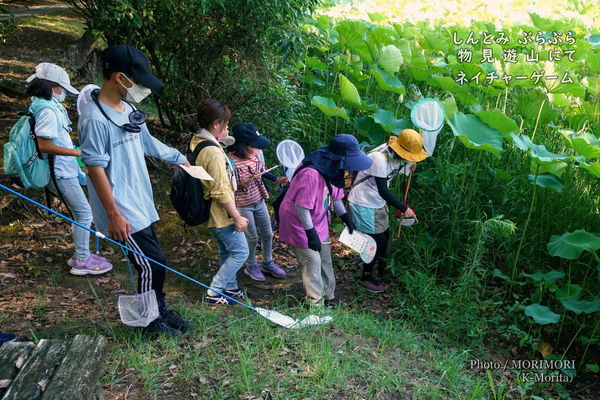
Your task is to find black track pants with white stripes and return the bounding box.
[125,224,166,301]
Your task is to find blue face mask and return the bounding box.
[329,170,346,189]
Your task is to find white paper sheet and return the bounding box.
[339,227,377,263]
[180,165,213,181]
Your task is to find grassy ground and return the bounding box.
[100,306,489,400]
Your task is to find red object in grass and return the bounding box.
[397,208,415,218]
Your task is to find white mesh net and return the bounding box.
[410,99,445,156]
[255,308,333,329]
[276,140,305,179]
[118,289,160,327]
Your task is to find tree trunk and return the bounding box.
[63,31,101,80]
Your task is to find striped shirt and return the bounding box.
[231,153,270,207]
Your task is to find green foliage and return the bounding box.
[66,0,319,140]
[338,74,361,106]
[528,173,564,192]
[447,112,504,157]
[520,270,565,284]
[561,298,600,314]
[293,2,600,375]
[524,304,561,325]
[547,230,600,260]
[0,6,20,40]
[311,95,350,120]
[370,66,405,94]
[377,44,403,73]
[371,108,409,133]
[473,109,519,139]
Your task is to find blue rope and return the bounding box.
[0,183,257,312]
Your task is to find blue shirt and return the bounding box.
[78,98,185,235]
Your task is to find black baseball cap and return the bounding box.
[232,123,271,149]
[101,45,164,89]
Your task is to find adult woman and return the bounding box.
[190,99,249,305]
[278,134,372,306]
[348,129,428,293]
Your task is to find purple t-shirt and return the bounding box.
[278,167,344,248]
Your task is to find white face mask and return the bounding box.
[120,74,151,103]
[52,88,66,103]
[219,135,236,147]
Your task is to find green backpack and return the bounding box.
[3,100,57,188]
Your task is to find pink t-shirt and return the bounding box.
[278,167,344,248]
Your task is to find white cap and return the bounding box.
[26,63,79,95]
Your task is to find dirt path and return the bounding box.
[0,2,69,21]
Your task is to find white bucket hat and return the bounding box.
[26,63,79,95]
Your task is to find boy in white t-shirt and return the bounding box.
[348,129,428,293]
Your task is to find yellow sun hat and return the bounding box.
[388,129,429,162]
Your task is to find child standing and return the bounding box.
[25,63,112,276]
[229,123,288,281]
[191,100,250,305]
[279,134,371,306]
[348,129,428,293]
[80,45,192,335]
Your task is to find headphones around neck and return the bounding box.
[91,89,147,133]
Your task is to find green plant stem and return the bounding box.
[581,253,600,289]
[561,322,585,363]
[464,152,483,217]
[580,318,598,365]
[394,93,402,117]
[531,97,546,142]
[365,61,373,94]
[511,165,540,280]
[519,117,524,131]
[555,307,566,348]
[502,88,509,114]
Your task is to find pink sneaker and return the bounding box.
[67,255,113,276]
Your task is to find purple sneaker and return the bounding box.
[244,265,266,281]
[262,261,286,278]
[90,253,112,268]
[67,255,113,276]
[362,277,385,293]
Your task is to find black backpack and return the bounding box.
[170,140,218,226]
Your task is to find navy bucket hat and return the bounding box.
[303,134,372,177]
